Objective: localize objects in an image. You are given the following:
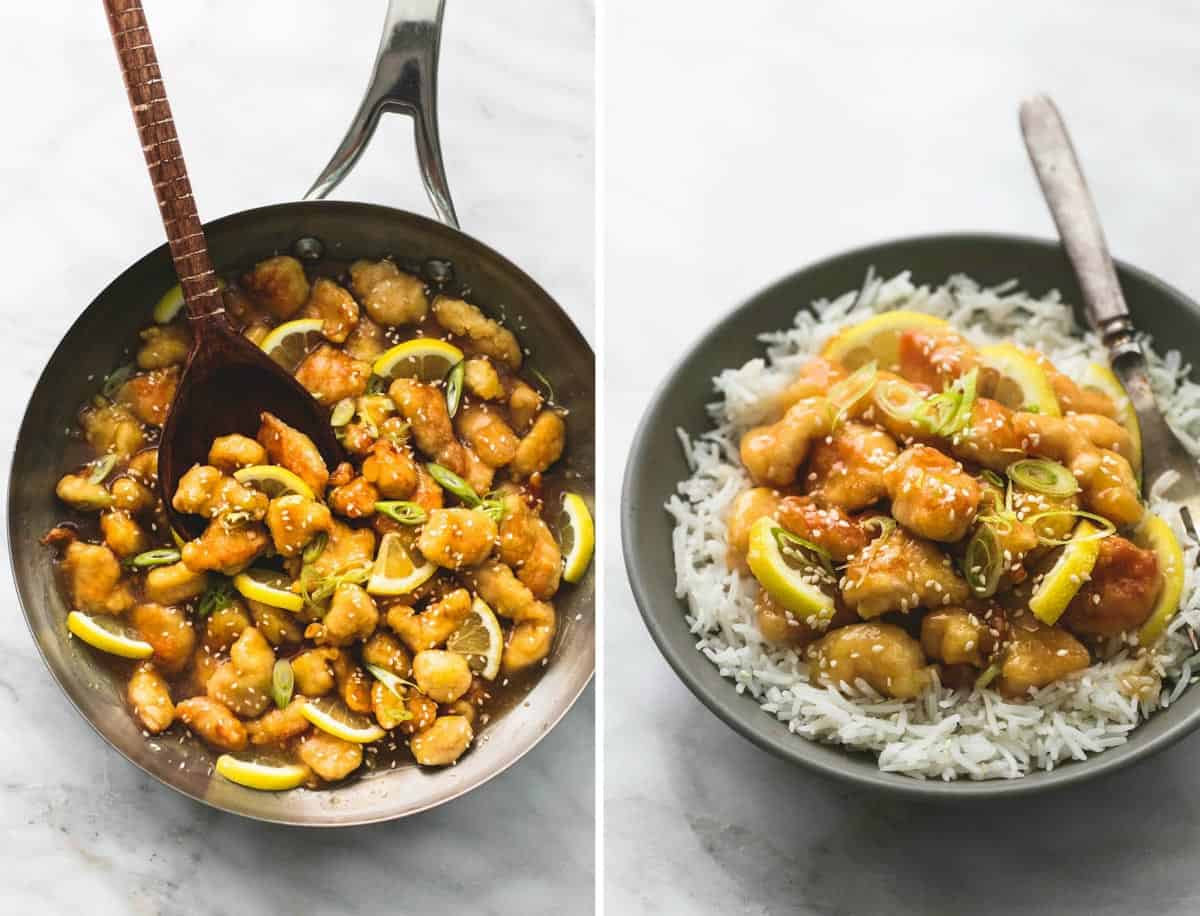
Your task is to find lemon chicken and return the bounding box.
[731,311,1173,701]
[45,253,591,793]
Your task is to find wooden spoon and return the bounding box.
[103,0,340,538]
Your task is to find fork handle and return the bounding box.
[103,0,224,324]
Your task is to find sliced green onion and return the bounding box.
[980,469,1006,490]
[963,523,1003,597]
[129,547,181,568]
[445,360,465,418]
[366,375,387,395]
[100,363,135,399]
[974,662,1002,690]
[1022,404,1042,414]
[828,361,878,425]
[862,516,896,540]
[272,659,294,710]
[197,578,235,617]
[479,496,506,524]
[530,367,555,405]
[303,563,373,605]
[302,531,328,564]
[1024,509,1116,546]
[366,664,414,721]
[222,509,254,528]
[426,463,481,506]
[1007,458,1080,498]
[915,368,978,437]
[875,378,924,423]
[772,527,834,577]
[330,398,355,427]
[376,501,428,525]
[86,453,119,485]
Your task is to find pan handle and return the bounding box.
[303,0,459,228]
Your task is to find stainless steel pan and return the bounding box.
[8,0,594,826]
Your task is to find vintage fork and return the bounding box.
[1020,94,1200,646]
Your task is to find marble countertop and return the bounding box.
[604,1,1200,914]
[0,2,593,913]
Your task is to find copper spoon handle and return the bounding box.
[103,0,224,324]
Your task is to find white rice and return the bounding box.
[667,270,1200,780]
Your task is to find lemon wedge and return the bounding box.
[1029,520,1103,625]
[977,343,1061,415]
[371,339,464,383]
[233,568,303,612]
[366,532,436,596]
[1135,513,1186,646]
[233,465,315,500]
[820,310,950,371]
[66,611,154,659]
[215,753,309,791]
[300,697,386,743]
[1079,362,1142,479]
[559,492,595,584]
[259,318,325,372]
[446,597,504,680]
[745,516,836,624]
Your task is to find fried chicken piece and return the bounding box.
[364,274,428,327]
[305,584,379,648]
[776,496,869,562]
[755,591,857,647]
[136,323,190,369]
[241,255,310,319]
[116,367,178,426]
[411,715,474,766]
[247,697,310,746]
[473,561,556,673]
[176,697,248,751]
[203,601,251,654]
[298,731,362,782]
[418,508,498,570]
[411,463,445,513]
[1069,413,1135,464]
[128,662,175,734]
[291,647,339,697]
[171,465,268,520]
[508,380,543,433]
[349,258,403,300]
[81,403,144,459]
[497,488,562,598]
[294,344,371,406]
[328,476,379,519]
[207,434,267,472]
[807,622,931,699]
[920,607,995,668]
[897,327,979,390]
[464,357,505,401]
[726,487,782,565]
[331,650,373,714]
[131,602,196,674]
[803,420,898,511]
[1032,353,1118,418]
[362,631,413,679]
[247,598,304,646]
[361,438,419,499]
[386,588,474,653]
[301,277,360,344]
[114,468,156,507]
[455,404,519,468]
[740,397,834,488]
[389,378,467,473]
[952,397,1025,472]
[181,519,269,575]
[432,296,522,369]
[62,541,133,614]
[55,474,113,511]
[841,527,969,618]
[511,410,566,479]
[342,314,388,363]
[767,357,847,421]
[100,510,147,557]
[144,561,207,605]
[307,520,375,579]
[265,493,333,556]
[882,444,981,543]
[257,412,330,495]
[413,650,473,704]
[1062,536,1161,636]
[997,613,1090,698]
[207,626,275,718]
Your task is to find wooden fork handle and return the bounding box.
[103,0,224,323]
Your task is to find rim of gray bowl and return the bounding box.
[622,231,1200,800]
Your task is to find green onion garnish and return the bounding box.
[366,375,387,395]
[86,453,119,485]
[330,398,356,427]
[302,531,328,564]
[1006,458,1080,498]
[366,664,414,721]
[772,527,834,576]
[376,501,428,525]
[479,496,506,524]
[875,378,924,423]
[197,578,235,617]
[980,469,1006,491]
[974,662,1002,690]
[915,368,978,437]
[445,360,465,418]
[100,363,135,399]
[426,463,481,506]
[963,523,1003,597]
[828,361,878,426]
[862,516,896,540]
[530,367,556,405]
[272,659,294,709]
[1024,509,1116,546]
[129,547,181,568]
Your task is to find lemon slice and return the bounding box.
[66,611,154,659]
[372,339,464,383]
[446,597,504,680]
[215,753,309,791]
[820,310,950,371]
[233,465,315,500]
[366,532,436,596]
[154,279,224,324]
[977,343,1061,415]
[1135,513,1186,646]
[745,516,836,624]
[1079,362,1142,479]
[259,318,325,372]
[300,696,386,743]
[1029,520,1103,625]
[559,492,595,584]
[233,568,303,612]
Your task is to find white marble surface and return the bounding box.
[605,1,1200,913]
[0,2,593,914]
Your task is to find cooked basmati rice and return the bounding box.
[667,271,1200,780]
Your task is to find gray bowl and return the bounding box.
[623,232,1200,799]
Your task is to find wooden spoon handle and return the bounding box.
[102,0,224,323]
